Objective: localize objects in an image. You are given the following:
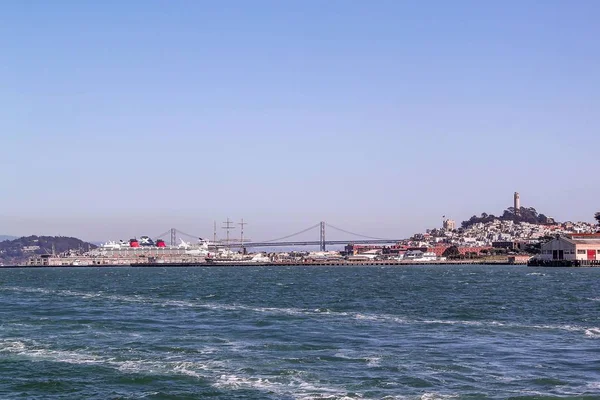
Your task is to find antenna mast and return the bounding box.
[238,218,248,250]
[222,218,235,246]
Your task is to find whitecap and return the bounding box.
[587,381,600,390]
[214,373,357,400]
[585,327,600,338]
[420,393,459,400]
[0,339,216,379]
[365,356,381,367]
[0,286,52,295]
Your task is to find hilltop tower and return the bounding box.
[514,192,521,215]
[443,218,456,231]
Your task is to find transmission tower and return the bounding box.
[320,221,326,251]
[222,217,235,246]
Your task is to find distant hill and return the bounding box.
[0,235,17,242]
[0,236,97,265]
[461,207,555,229]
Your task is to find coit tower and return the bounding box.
[514,192,520,214]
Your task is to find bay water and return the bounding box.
[0,265,598,399]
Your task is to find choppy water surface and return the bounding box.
[0,265,598,399]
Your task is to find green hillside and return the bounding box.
[0,236,97,265]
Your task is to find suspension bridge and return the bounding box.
[153,222,402,251]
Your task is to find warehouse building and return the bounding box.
[539,234,600,261]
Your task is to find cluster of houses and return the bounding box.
[344,219,600,263]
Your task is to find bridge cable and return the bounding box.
[324,223,395,241]
[153,230,172,240]
[259,223,321,243]
[176,230,203,240]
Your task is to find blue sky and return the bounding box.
[1,1,599,241]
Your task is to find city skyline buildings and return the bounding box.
[1,2,599,241]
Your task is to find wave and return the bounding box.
[214,373,360,400]
[0,286,53,295]
[587,381,600,390]
[0,285,348,320]
[0,338,216,379]
[0,339,364,400]
[0,339,365,400]
[0,286,147,304]
[419,394,459,400]
[354,311,600,338]
[3,286,598,339]
[585,328,600,338]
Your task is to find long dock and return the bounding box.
[4,259,532,269]
[527,259,600,267]
[132,260,523,267]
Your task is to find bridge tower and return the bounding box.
[319,221,326,251]
[170,228,177,247]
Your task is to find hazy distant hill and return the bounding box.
[0,235,17,242]
[0,236,97,265]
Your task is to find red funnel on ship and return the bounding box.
[156,239,166,248]
[130,239,140,248]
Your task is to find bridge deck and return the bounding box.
[219,240,401,248]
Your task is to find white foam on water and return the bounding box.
[586,381,600,390]
[249,306,308,316]
[297,395,362,400]
[0,341,104,366]
[0,340,26,352]
[419,394,459,400]
[332,351,353,360]
[214,373,360,400]
[354,313,381,321]
[0,286,52,295]
[162,299,196,308]
[214,374,281,391]
[1,286,148,305]
[1,285,354,321]
[115,359,216,379]
[584,327,600,338]
[170,361,207,378]
[332,349,382,368]
[0,338,217,380]
[354,313,406,324]
[137,392,160,399]
[365,356,381,367]
[420,319,503,329]
[353,312,598,338]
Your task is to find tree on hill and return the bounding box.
[442,246,460,258]
[461,213,498,228]
[462,206,553,228]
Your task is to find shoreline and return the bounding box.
[1,260,532,268]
